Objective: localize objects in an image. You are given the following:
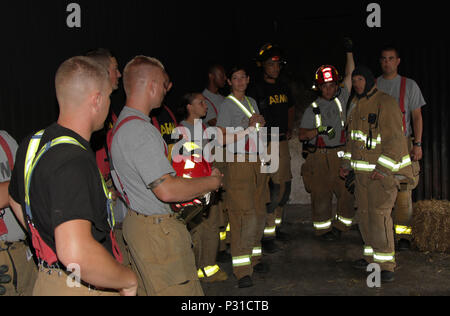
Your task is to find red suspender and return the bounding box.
[399,76,407,135]
[204,96,219,117]
[0,135,14,171]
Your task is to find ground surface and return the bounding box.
[202,205,450,296]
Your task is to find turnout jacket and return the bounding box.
[342,88,414,183]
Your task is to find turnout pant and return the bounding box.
[264,140,292,239]
[392,137,421,241]
[123,211,203,296]
[301,148,355,236]
[356,174,398,272]
[226,157,269,280]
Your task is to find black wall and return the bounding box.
[0,1,448,200]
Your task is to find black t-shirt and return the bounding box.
[150,105,178,145]
[9,123,113,257]
[248,80,293,135]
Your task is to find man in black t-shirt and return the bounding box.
[8,56,137,296]
[248,44,295,252]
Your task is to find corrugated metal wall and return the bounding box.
[0,1,448,200]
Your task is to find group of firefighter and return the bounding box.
[0,38,425,296]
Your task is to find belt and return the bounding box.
[128,209,175,225]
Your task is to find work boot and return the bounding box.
[201,270,228,283]
[352,259,369,270]
[216,250,232,263]
[253,262,270,274]
[397,239,411,251]
[262,239,279,254]
[381,271,395,283]
[238,275,253,289]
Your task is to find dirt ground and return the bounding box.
[202,204,450,296]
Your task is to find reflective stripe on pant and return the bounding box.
[301,148,356,236]
[356,174,398,272]
[226,159,269,280]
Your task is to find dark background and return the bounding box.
[0,1,448,200]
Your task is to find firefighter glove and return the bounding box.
[0,265,11,296]
[318,126,336,140]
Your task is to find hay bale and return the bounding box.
[412,200,450,253]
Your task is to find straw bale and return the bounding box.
[412,200,450,253]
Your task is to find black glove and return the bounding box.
[0,265,11,296]
[344,37,353,53]
[345,170,355,195]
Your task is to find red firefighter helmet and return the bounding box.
[314,65,340,89]
[171,155,212,213]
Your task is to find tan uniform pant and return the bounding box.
[123,211,203,296]
[356,174,398,272]
[392,137,421,240]
[190,204,221,275]
[0,240,37,296]
[265,140,292,238]
[226,157,270,280]
[32,267,119,296]
[213,161,230,252]
[301,148,355,235]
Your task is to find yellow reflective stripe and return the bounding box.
[226,223,231,232]
[311,102,322,128]
[343,152,352,160]
[374,252,396,263]
[252,247,262,257]
[232,255,252,267]
[198,265,220,278]
[395,225,412,235]
[364,246,374,256]
[275,218,282,226]
[264,226,276,237]
[219,231,227,241]
[336,215,353,227]
[351,160,376,172]
[350,130,382,149]
[313,220,332,230]
[378,155,412,172]
[227,95,259,131]
[334,98,345,128]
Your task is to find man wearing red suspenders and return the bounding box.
[8,56,138,296]
[377,46,426,250]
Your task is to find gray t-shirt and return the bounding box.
[216,96,261,154]
[377,75,426,136]
[300,86,350,147]
[0,130,26,242]
[202,89,225,125]
[110,107,176,216]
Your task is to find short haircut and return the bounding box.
[86,48,113,71]
[55,56,109,103]
[177,92,202,121]
[227,65,248,80]
[381,45,400,58]
[123,55,165,94]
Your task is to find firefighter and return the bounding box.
[299,39,356,241]
[376,46,426,250]
[216,65,268,289]
[341,65,414,283]
[248,43,295,253]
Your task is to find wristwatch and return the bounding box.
[413,141,422,147]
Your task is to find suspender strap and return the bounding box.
[399,76,407,135]
[0,134,14,171]
[204,96,219,117]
